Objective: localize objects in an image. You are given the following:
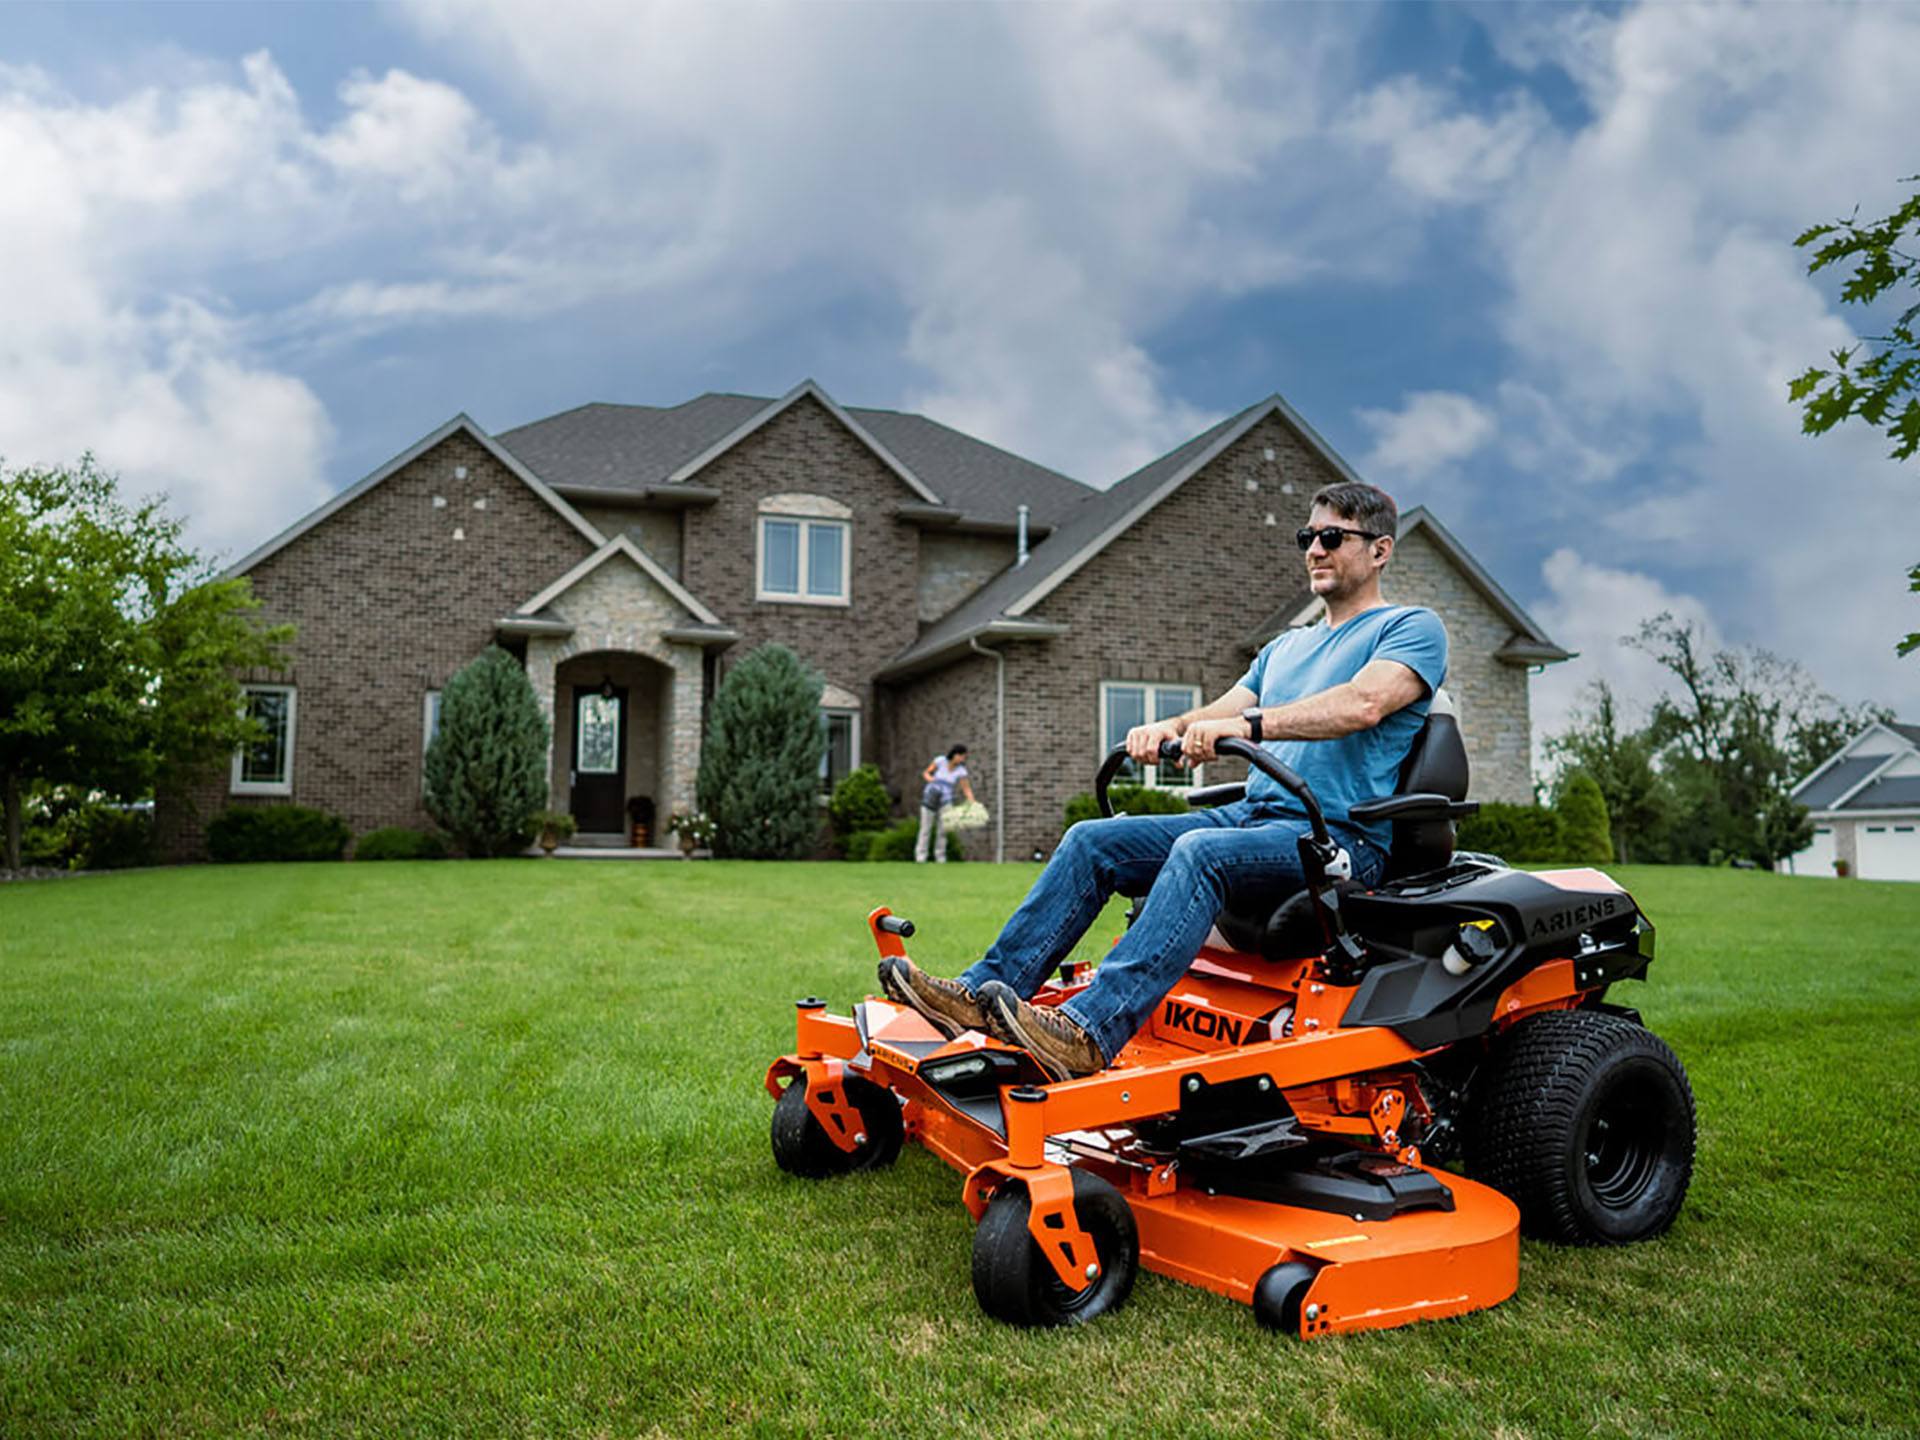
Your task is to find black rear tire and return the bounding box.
[770,1073,904,1178]
[971,1170,1138,1327]
[1464,1010,1694,1244]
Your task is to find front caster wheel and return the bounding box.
[770,1073,904,1178]
[1252,1261,1319,1335]
[970,1170,1138,1327]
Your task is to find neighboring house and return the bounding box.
[1778,721,1920,882]
[160,380,1570,863]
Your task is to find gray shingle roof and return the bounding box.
[495,392,1092,529]
[1838,776,1920,811]
[1889,720,1920,748]
[1795,754,1885,809]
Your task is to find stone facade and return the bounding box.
[521,555,706,824]
[918,532,1018,625]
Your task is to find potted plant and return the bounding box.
[532,810,576,854]
[667,810,717,857]
[1834,857,1851,878]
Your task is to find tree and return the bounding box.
[1626,614,1834,867]
[0,457,290,870]
[696,644,825,860]
[424,646,550,857]
[1789,177,1920,656]
[1554,771,1615,864]
[1543,681,1668,862]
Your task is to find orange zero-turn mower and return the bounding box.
[765,734,1696,1336]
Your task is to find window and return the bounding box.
[423,691,442,753]
[576,693,621,773]
[231,685,296,796]
[757,514,849,603]
[820,709,859,794]
[1100,681,1200,788]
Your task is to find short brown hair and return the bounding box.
[1310,481,1397,541]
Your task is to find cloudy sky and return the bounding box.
[3,1,1917,756]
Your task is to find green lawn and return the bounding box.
[1,861,1917,1438]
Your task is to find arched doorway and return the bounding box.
[553,650,674,841]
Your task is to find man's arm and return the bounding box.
[1123,684,1257,765]
[1178,659,1427,762]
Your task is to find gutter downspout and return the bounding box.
[969,636,1006,863]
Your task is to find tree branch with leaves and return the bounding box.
[1789,176,1920,656]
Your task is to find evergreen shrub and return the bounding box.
[1062,784,1191,834]
[1555,772,1615,864]
[827,764,893,850]
[425,647,549,858]
[67,805,156,870]
[207,805,351,863]
[353,827,449,861]
[849,817,961,861]
[696,644,826,860]
[1456,803,1566,863]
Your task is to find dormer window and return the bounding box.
[757,493,851,605]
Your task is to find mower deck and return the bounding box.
[767,986,1520,1337]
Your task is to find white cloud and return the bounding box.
[1527,548,1723,761]
[1356,3,1920,722]
[0,50,556,559]
[1357,391,1497,482]
[1340,77,1547,205]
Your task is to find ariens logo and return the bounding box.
[1163,999,1244,1045]
[1529,895,1620,939]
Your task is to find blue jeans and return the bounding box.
[959,802,1386,1063]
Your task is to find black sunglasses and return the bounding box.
[1296,525,1382,552]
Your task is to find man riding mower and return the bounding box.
[766,724,1695,1334]
[765,481,1694,1333]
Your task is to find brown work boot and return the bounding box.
[978,980,1107,1081]
[877,957,989,1038]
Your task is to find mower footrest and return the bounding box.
[1194,1148,1455,1222]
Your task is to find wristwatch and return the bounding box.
[1242,707,1265,744]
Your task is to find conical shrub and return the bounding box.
[425,646,550,857]
[697,644,825,859]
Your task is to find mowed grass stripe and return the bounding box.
[2,862,1916,1438]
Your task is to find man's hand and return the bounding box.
[1125,719,1184,766]
[1181,715,1253,763]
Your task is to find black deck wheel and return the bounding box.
[1252,1261,1319,1335]
[769,1073,904,1179]
[971,1170,1139,1327]
[1464,1010,1695,1244]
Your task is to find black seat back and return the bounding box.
[1383,695,1469,882]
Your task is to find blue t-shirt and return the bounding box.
[1234,605,1449,851]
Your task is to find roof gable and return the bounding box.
[516,534,722,627]
[665,379,943,505]
[1791,720,1920,806]
[224,414,605,578]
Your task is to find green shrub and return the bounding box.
[1062,784,1191,833]
[67,805,156,870]
[697,644,826,860]
[207,805,351,863]
[849,817,962,861]
[827,764,893,849]
[1456,803,1567,863]
[425,646,550,858]
[1555,771,1615,864]
[353,827,449,861]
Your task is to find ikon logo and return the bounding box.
[1163,999,1244,1045]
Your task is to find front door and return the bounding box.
[570,685,627,833]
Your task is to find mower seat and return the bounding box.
[1207,691,1475,963]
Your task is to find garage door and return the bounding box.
[1785,827,1836,877]
[1858,823,1920,882]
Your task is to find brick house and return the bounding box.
[161,380,1568,861]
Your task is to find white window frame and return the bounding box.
[756,494,851,606]
[1099,680,1201,789]
[231,684,297,796]
[819,707,861,794]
